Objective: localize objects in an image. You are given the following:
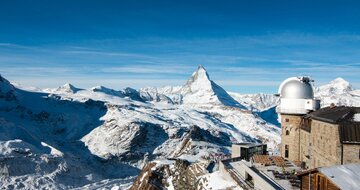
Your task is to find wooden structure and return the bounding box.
[297,169,339,190]
[297,164,360,190]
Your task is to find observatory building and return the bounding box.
[277,77,360,169]
[277,77,320,115]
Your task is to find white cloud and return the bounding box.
[100,65,194,74]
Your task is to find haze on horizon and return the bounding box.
[0,0,360,93]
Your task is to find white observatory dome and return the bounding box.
[277,77,320,115]
[279,77,314,99]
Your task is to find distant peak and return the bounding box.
[92,85,106,90]
[329,77,352,89]
[63,83,76,89]
[317,77,353,95]
[57,83,80,93]
[91,85,114,92]
[331,77,348,84]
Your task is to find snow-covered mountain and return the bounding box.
[139,65,245,108]
[1,67,359,189]
[44,83,82,94]
[0,67,281,189]
[229,92,279,111]
[178,65,245,107]
[315,77,360,107]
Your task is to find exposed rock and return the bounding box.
[130,159,211,190]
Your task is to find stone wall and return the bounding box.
[308,119,341,169]
[280,114,303,161]
[299,129,310,168]
[281,115,360,169]
[343,144,360,164]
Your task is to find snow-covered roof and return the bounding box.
[354,113,360,122]
[319,164,360,190]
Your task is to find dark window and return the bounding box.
[245,172,254,185]
[285,118,289,122]
[286,130,290,135]
[285,145,289,158]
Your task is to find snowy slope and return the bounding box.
[229,92,279,111]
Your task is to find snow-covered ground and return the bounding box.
[202,171,243,190]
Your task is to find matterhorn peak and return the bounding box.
[188,65,210,82]
[195,64,209,78]
[183,65,212,93]
[180,65,245,108]
[197,64,206,73]
[62,83,76,89]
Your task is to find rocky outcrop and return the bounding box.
[130,159,211,190]
[129,163,162,190]
[82,121,169,161]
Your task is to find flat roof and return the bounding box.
[232,143,266,147]
[229,159,301,190]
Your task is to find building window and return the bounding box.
[285,130,290,135]
[285,118,289,122]
[245,172,254,185]
[285,145,289,158]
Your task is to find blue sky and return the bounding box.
[0,0,360,93]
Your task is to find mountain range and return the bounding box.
[0,66,359,189]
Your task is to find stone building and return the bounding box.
[277,77,360,169]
